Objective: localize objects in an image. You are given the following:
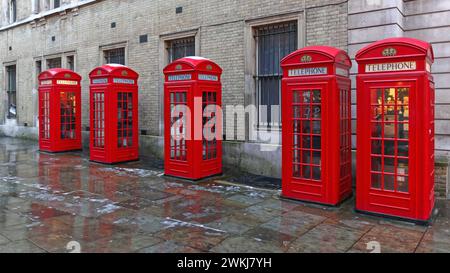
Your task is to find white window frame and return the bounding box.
[100,42,128,66]
[4,61,18,121]
[158,29,200,136]
[244,12,305,142]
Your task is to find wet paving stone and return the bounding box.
[28,225,162,253]
[293,202,346,218]
[207,217,255,235]
[350,225,424,253]
[138,240,203,253]
[17,189,125,218]
[0,217,71,241]
[0,234,9,245]
[0,197,30,211]
[287,223,365,253]
[261,210,326,237]
[171,199,245,225]
[118,197,161,211]
[39,220,138,245]
[0,240,46,253]
[81,233,163,253]
[323,217,375,233]
[243,227,294,251]
[241,203,283,223]
[155,223,228,252]
[104,213,170,234]
[8,204,71,222]
[210,236,284,253]
[416,231,450,253]
[138,202,185,219]
[129,186,174,199]
[148,181,193,195]
[0,210,37,228]
[414,218,450,253]
[226,194,265,206]
[254,198,302,212]
[27,233,82,253]
[0,137,448,253]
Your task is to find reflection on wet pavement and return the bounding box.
[0,137,448,253]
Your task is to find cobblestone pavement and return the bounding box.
[0,137,448,253]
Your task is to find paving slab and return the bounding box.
[0,137,447,253]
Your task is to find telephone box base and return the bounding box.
[164,173,224,182]
[39,149,82,154]
[354,208,437,226]
[90,158,140,165]
[280,192,353,208]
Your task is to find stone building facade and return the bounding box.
[347,0,450,199]
[0,0,448,198]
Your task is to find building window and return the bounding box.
[47,57,62,69]
[6,65,17,119]
[36,60,42,76]
[66,55,75,71]
[54,0,60,9]
[255,21,297,128]
[35,60,42,89]
[9,0,17,23]
[104,48,125,65]
[167,37,195,63]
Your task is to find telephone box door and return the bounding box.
[284,83,327,201]
[165,85,193,178]
[358,80,417,218]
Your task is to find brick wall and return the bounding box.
[435,158,449,199]
[0,0,348,136]
[348,0,450,199]
[306,1,348,50]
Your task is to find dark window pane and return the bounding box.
[104,48,125,65]
[312,167,321,180]
[168,37,195,62]
[67,56,75,71]
[256,21,297,127]
[397,158,409,176]
[312,151,321,165]
[47,58,62,69]
[384,174,395,191]
[6,65,17,119]
[371,156,382,172]
[371,173,382,189]
[398,176,409,193]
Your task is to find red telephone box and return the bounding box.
[355,37,435,223]
[38,69,82,153]
[163,57,223,180]
[280,46,353,206]
[89,64,139,164]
